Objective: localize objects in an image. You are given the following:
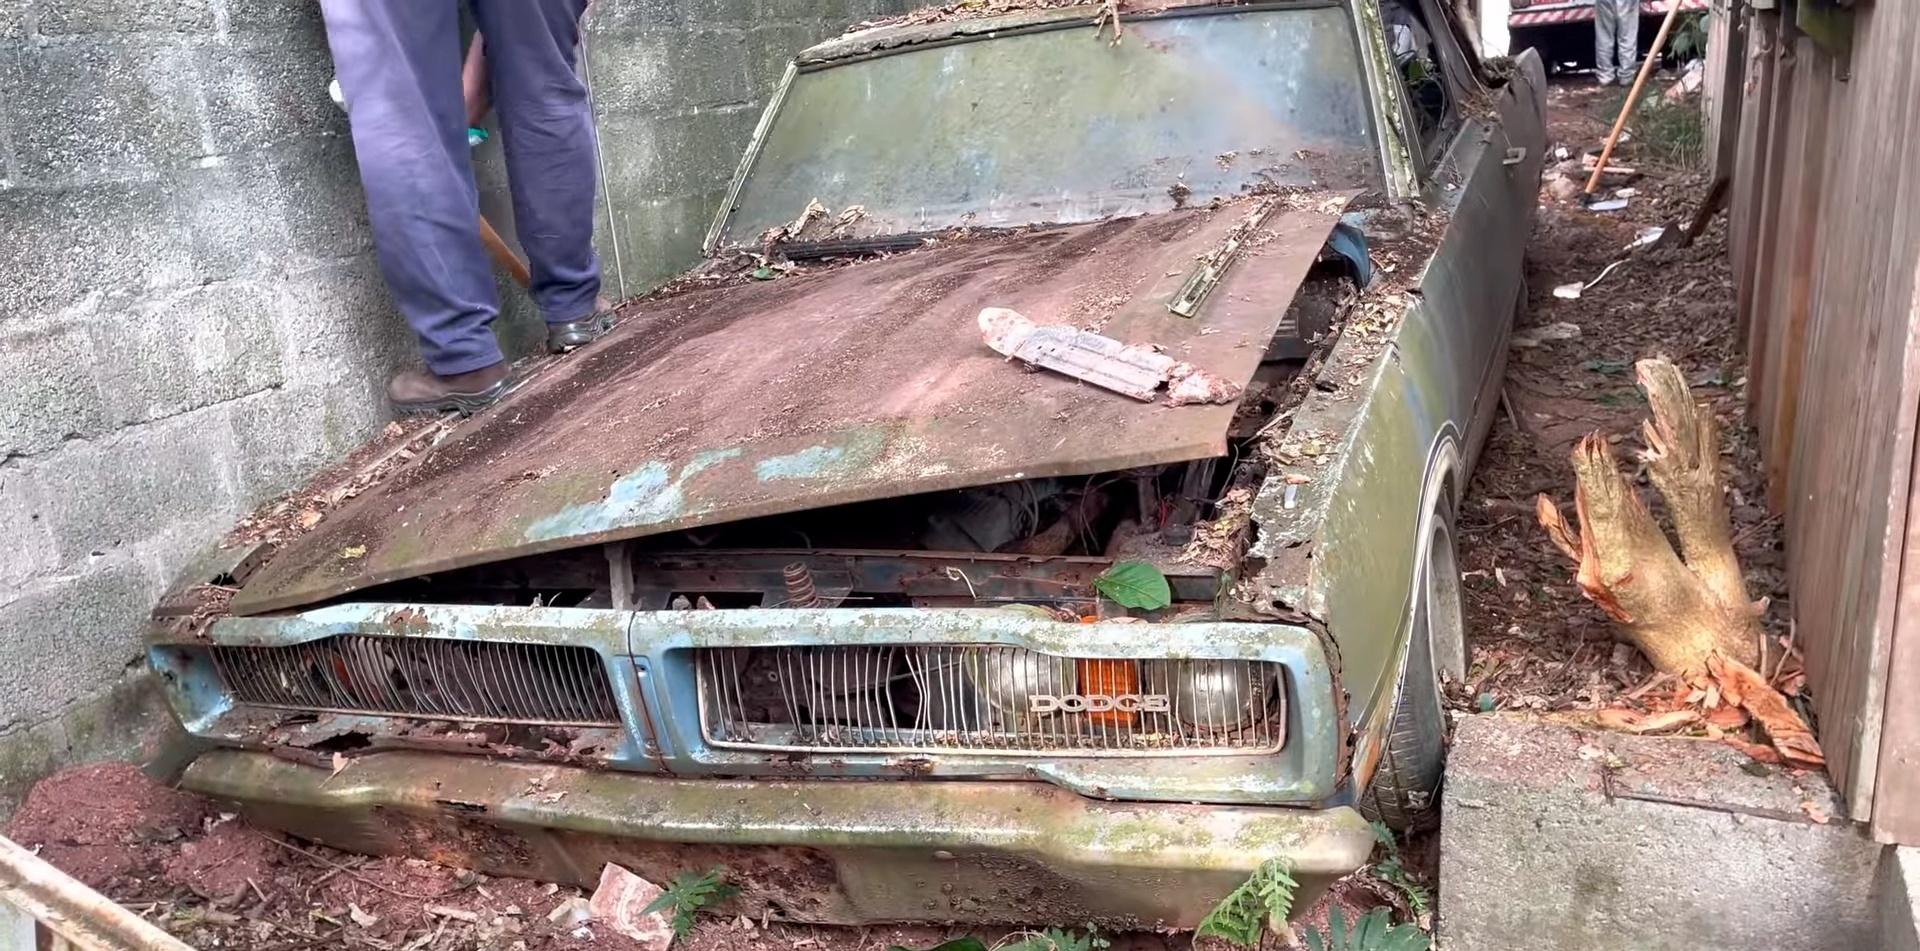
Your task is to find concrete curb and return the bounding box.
[1440,714,1881,950]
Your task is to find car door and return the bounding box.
[1402,0,1548,463]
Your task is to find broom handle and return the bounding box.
[1584,0,1688,197]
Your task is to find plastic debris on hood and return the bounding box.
[979,307,1241,406]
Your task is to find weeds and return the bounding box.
[1196,858,1299,947]
[1303,908,1430,951]
[1367,822,1431,920]
[642,868,739,944]
[1594,87,1705,170]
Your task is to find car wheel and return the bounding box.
[1359,506,1464,832]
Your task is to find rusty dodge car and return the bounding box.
[148,0,1544,929]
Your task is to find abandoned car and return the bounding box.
[148,0,1545,929]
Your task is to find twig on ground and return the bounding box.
[258,835,453,901]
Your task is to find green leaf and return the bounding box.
[1475,692,1496,712]
[749,266,778,280]
[1093,561,1172,610]
[888,941,989,951]
[1580,358,1631,375]
[642,868,738,944]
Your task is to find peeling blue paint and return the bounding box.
[755,445,847,481]
[524,447,743,542]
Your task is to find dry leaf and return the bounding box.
[296,509,324,530]
[330,753,349,778]
[1799,800,1831,824]
[349,903,379,928]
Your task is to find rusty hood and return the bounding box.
[229,200,1347,615]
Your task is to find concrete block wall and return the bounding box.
[0,0,906,812]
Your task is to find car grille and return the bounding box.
[208,636,622,726]
[695,645,1286,757]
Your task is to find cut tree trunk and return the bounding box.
[1537,359,1822,768]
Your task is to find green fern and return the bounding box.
[1302,908,1430,951]
[1368,821,1431,917]
[641,868,740,943]
[1196,859,1298,947]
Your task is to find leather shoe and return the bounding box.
[387,362,512,416]
[547,310,615,354]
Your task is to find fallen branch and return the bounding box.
[258,835,457,902]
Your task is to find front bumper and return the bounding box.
[184,749,1374,928]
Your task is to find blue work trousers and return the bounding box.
[321,0,602,375]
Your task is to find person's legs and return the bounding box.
[1615,0,1640,85]
[320,0,503,379]
[468,0,602,337]
[1594,1,1619,84]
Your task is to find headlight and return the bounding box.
[1150,660,1280,732]
[960,648,1077,718]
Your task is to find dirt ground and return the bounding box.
[11,76,1765,950]
[1457,81,1792,718]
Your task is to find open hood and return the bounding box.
[228,200,1347,615]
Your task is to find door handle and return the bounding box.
[1503,146,1528,166]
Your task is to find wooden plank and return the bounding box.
[1872,255,1920,844]
[1759,38,1832,512]
[1702,0,1744,178]
[1775,0,1920,824]
[1743,14,1799,460]
[1729,8,1778,343]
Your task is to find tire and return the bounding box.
[1359,507,1465,832]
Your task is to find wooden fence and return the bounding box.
[1725,0,1920,844]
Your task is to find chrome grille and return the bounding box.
[209,636,621,726]
[695,646,1286,756]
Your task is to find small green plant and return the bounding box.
[1093,560,1172,611]
[1302,907,1430,951]
[642,868,739,943]
[1668,12,1709,61]
[1368,821,1431,918]
[1196,858,1299,947]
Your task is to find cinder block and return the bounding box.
[587,0,748,34]
[745,23,817,90]
[271,137,375,265]
[222,0,326,35]
[34,0,215,35]
[269,258,415,391]
[0,557,161,732]
[13,407,243,567]
[229,382,386,503]
[196,43,343,156]
[586,28,751,117]
[0,470,59,592]
[172,155,295,281]
[90,280,285,428]
[0,181,196,323]
[1440,714,1882,951]
[607,188,729,291]
[0,45,206,183]
[0,320,107,457]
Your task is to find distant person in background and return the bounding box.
[321,1,611,416]
[1594,0,1639,86]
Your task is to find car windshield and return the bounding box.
[713,3,1380,247]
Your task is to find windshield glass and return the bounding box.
[714,4,1380,248]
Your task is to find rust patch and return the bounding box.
[230,200,1350,616]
